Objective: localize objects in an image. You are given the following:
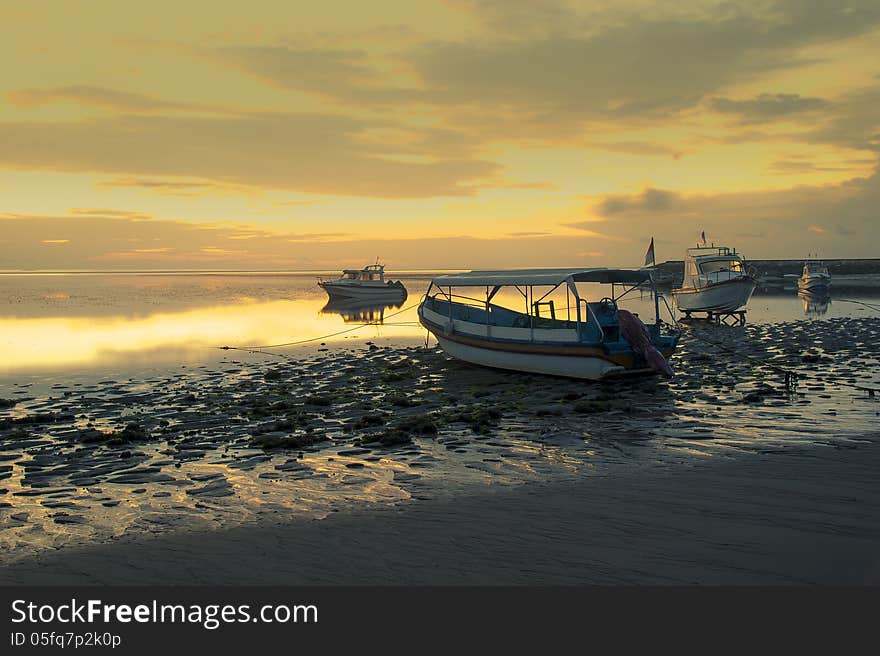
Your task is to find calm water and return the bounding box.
[0,271,878,393]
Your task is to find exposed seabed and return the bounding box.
[1,316,878,583]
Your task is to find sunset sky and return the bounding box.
[1,0,878,270]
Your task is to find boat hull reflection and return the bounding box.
[320,297,407,324]
[799,289,831,317]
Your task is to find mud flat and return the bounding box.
[0,316,878,582]
[1,434,877,585]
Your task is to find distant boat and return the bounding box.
[418,268,679,380]
[798,259,831,293]
[318,263,407,301]
[672,243,756,314]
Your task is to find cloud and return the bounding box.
[3,157,879,272]
[481,181,558,191]
[412,1,880,124]
[804,85,880,152]
[186,3,880,149]
[68,208,153,220]
[709,93,831,122]
[583,164,880,257]
[769,160,854,174]
[286,233,351,242]
[206,45,416,105]
[0,211,616,270]
[0,113,500,198]
[0,212,287,269]
[200,247,242,255]
[442,0,583,36]
[272,200,323,207]
[697,83,880,156]
[590,141,686,158]
[55,2,873,163]
[7,86,226,114]
[96,177,253,197]
[597,188,679,216]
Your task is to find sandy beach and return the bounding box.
[1,310,879,585]
[2,433,878,585]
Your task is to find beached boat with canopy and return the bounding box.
[418,268,678,380]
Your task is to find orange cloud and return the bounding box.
[7,86,229,114]
[0,114,501,198]
[97,177,255,197]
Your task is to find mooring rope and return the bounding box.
[216,300,423,356]
[835,298,880,312]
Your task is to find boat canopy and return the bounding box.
[431,268,650,287]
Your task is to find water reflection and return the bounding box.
[0,272,432,378]
[1,272,878,382]
[0,299,337,373]
[799,290,832,317]
[320,298,407,324]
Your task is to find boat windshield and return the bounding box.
[700,259,742,275]
[342,271,382,281]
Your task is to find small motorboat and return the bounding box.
[798,260,831,293]
[672,243,756,314]
[318,263,407,301]
[418,268,678,380]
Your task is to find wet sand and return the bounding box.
[1,434,878,585]
[1,315,879,583]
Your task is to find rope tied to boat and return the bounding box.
[215,300,424,358]
[835,298,880,312]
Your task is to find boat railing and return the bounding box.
[430,291,490,310]
[658,294,679,332]
[428,293,584,331]
[425,293,494,327]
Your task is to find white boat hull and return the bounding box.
[434,335,625,380]
[672,278,756,312]
[319,282,407,301]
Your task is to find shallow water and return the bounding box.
[1,272,877,383]
[0,272,878,560]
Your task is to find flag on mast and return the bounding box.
[644,237,655,267]
[701,230,706,245]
